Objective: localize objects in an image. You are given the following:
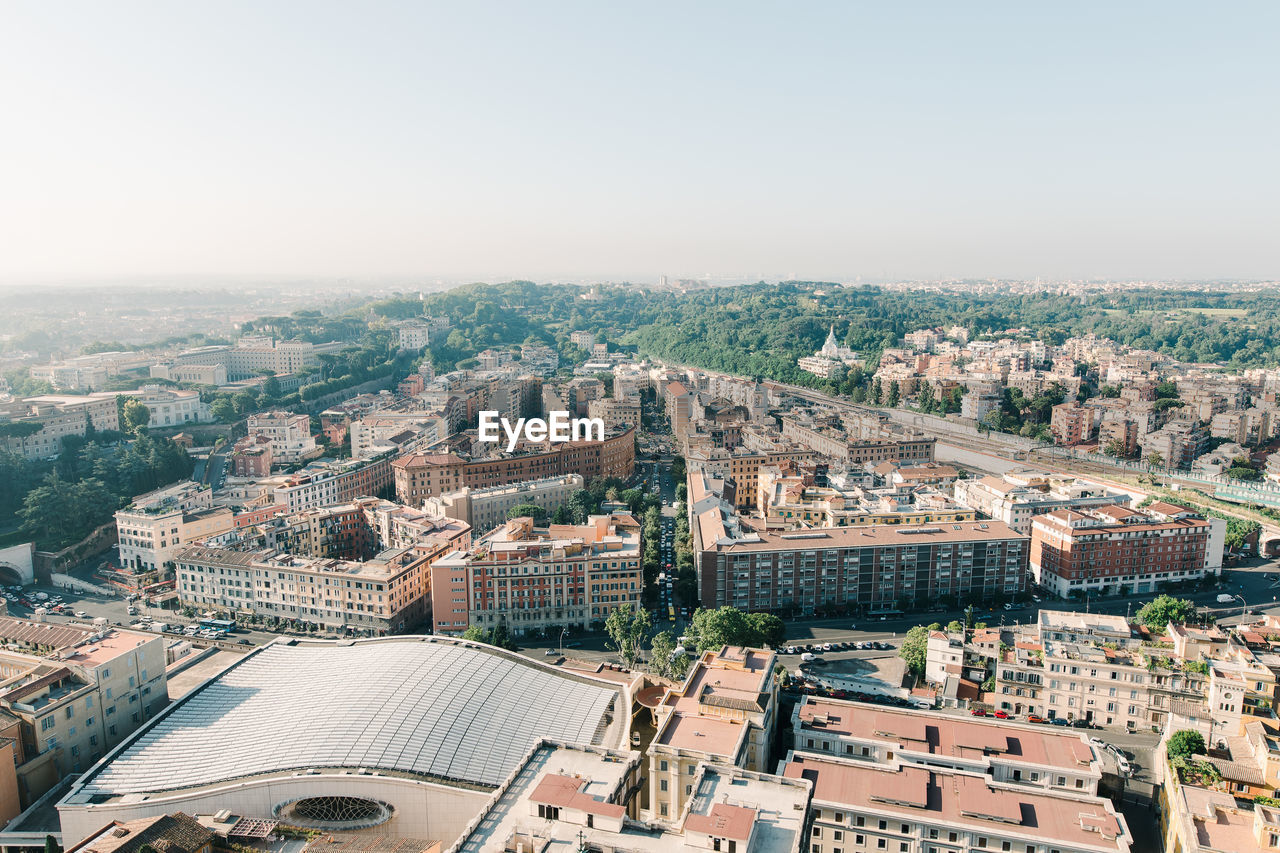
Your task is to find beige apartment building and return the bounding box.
[646,646,781,820]
[0,619,167,805]
[424,473,585,535]
[786,698,1130,853]
[174,544,436,635]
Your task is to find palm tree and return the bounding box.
[1146,451,1164,472]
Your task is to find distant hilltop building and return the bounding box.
[797,325,862,379]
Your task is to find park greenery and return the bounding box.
[4,431,193,549]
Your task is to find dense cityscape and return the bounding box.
[0,279,1276,853]
[3,2,1277,851]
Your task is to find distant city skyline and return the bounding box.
[2,1,1277,283]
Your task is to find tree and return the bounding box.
[917,381,936,413]
[649,630,677,679]
[1103,438,1128,458]
[1167,729,1206,759]
[1145,451,1165,471]
[45,836,62,853]
[746,612,787,648]
[1136,595,1197,630]
[210,397,238,422]
[899,625,929,677]
[886,381,900,408]
[604,603,652,669]
[120,398,151,433]
[506,503,548,521]
[686,606,777,652]
[945,620,964,634]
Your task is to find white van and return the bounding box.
[800,652,816,662]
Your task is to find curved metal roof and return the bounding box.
[83,639,620,794]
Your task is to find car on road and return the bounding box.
[800,652,817,662]
[970,708,988,716]
[1072,719,1092,728]
[1050,718,1071,727]
[74,610,88,618]
[544,649,558,656]
[993,710,1009,719]
[1116,758,1132,776]
[1027,714,1046,724]
[1088,737,1107,749]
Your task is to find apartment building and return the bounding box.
[246,410,318,462]
[349,412,449,459]
[424,473,585,535]
[114,481,229,574]
[1139,421,1210,470]
[785,750,1129,853]
[792,698,1103,794]
[451,741,810,853]
[693,508,1028,614]
[0,394,120,460]
[780,416,935,465]
[646,646,781,820]
[518,343,560,376]
[229,435,273,477]
[1098,415,1139,457]
[784,697,1129,853]
[175,544,437,635]
[587,395,642,431]
[429,514,641,635]
[1051,402,1095,446]
[0,619,167,803]
[991,611,1210,730]
[954,472,1130,535]
[663,381,694,436]
[266,454,395,512]
[392,426,635,503]
[755,465,974,530]
[1029,503,1221,598]
[683,440,820,511]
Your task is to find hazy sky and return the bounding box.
[2,2,1277,283]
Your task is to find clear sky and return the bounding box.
[2,2,1277,283]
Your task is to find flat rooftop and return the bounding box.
[784,754,1128,852]
[450,744,810,853]
[796,699,1096,771]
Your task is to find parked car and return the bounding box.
[1072,719,1092,729]
[970,708,988,717]
[74,610,88,618]
[1050,718,1071,727]
[1027,714,1046,724]
[1088,737,1107,749]
[993,710,1010,719]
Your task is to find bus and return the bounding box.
[667,605,676,622]
[199,618,237,634]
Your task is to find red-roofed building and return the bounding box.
[785,750,1130,853]
[1030,504,1216,597]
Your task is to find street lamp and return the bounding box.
[559,626,568,657]
[1235,595,1249,618]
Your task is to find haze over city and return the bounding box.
[2,1,1278,284]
